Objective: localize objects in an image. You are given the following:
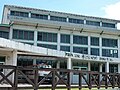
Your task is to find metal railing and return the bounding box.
[0,65,120,90]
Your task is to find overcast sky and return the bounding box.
[0,0,120,28]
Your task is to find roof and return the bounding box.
[4,5,120,23]
[0,24,10,27]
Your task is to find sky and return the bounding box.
[0,0,120,28]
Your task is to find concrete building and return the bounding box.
[0,5,120,83]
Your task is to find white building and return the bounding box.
[1,5,120,83]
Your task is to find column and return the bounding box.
[100,21,102,27]
[70,33,73,52]
[57,31,60,51]
[34,30,37,46]
[99,64,103,81]
[99,37,102,56]
[33,59,36,66]
[99,64,103,72]
[48,14,50,20]
[118,64,120,73]
[12,50,17,66]
[105,62,109,73]
[118,38,120,58]
[88,62,91,71]
[9,25,13,40]
[67,16,69,22]
[88,36,90,55]
[5,50,17,83]
[84,19,86,24]
[57,61,60,69]
[67,58,72,84]
[67,58,72,69]
[29,12,31,18]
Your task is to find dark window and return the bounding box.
[91,48,99,56]
[102,22,115,28]
[69,18,84,24]
[61,34,70,43]
[91,63,99,71]
[91,37,99,46]
[102,49,118,58]
[0,31,9,39]
[38,44,57,50]
[50,16,66,22]
[60,46,70,52]
[13,29,34,40]
[38,32,57,42]
[102,38,118,48]
[10,11,28,17]
[73,35,88,45]
[109,64,118,73]
[73,47,88,54]
[86,20,100,26]
[31,13,48,20]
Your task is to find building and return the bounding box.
[0,5,120,83]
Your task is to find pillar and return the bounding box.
[34,30,37,46]
[99,64,103,81]
[67,58,72,69]
[105,62,109,73]
[99,64,103,72]
[67,58,72,84]
[57,61,60,69]
[5,50,17,83]
[88,36,90,55]
[118,64,120,73]
[88,62,91,71]
[9,25,13,40]
[99,37,102,56]
[48,14,50,20]
[70,33,73,52]
[57,31,60,51]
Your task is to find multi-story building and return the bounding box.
[1,5,120,83]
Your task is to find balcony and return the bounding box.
[7,14,119,35]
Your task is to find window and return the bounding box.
[60,34,70,43]
[102,49,118,58]
[109,64,118,73]
[38,32,57,42]
[73,35,88,45]
[60,46,70,52]
[31,13,48,20]
[102,38,118,48]
[69,18,84,24]
[102,22,115,28]
[38,44,57,50]
[91,37,99,46]
[10,11,29,17]
[13,29,34,40]
[0,31,9,39]
[73,47,88,54]
[50,16,66,22]
[86,20,100,26]
[91,48,99,56]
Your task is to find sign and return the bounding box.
[65,52,113,61]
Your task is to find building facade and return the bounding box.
[1,5,120,83]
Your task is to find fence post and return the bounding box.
[52,70,56,90]
[79,71,82,90]
[14,67,18,90]
[34,68,38,90]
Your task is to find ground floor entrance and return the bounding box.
[17,55,119,84]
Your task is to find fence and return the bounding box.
[0,65,120,90]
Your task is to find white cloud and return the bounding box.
[103,1,120,29]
